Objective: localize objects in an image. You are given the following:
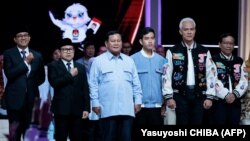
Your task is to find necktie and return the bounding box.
[67,62,71,71]
[21,50,26,60]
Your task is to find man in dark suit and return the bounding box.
[48,38,90,141]
[3,25,45,141]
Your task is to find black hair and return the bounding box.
[218,33,234,43]
[105,30,121,42]
[138,27,155,39]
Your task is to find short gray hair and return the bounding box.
[179,17,196,29]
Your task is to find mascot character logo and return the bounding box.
[49,3,91,43]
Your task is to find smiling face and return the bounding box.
[14,32,31,49]
[219,35,235,57]
[64,3,91,28]
[105,33,122,56]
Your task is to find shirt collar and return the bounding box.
[140,48,154,58]
[17,47,29,53]
[61,59,74,66]
[106,51,123,60]
[220,52,233,61]
[181,41,196,50]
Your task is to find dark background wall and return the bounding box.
[0,0,126,63]
[162,0,239,45]
[161,0,239,56]
[0,0,239,63]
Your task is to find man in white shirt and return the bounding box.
[162,17,215,125]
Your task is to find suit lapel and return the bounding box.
[74,62,79,70]
[14,47,24,61]
[29,50,34,72]
[58,59,69,72]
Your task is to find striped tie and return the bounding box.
[67,62,71,71]
[21,50,26,60]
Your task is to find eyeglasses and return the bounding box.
[61,48,74,53]
[16,33,30,38]
[222,42,234,46]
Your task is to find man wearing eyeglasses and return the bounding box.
[48,38,90,141]
[211,33,248,125]
[3,25,45,141]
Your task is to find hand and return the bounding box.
[203,99,212,109]
[48,10,57,23]
[225,93,235,104]
[161,105,166,117]
[48,11,54,19]
[134,104,141,114]
[166,99,176,109]
[82,111,89,119]
[25,52,34,64]
[92,107,101,115]
[70,68,78,77]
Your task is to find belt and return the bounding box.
[141,103,162,108]
[186,85,195,90]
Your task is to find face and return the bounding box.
[84,45,95,58]
[219,35,234,56]
[156,47,166,57]
[52,49,61,61]
[105,33,122,56]
[60,45,75,61]
[139,32,155,51]
[179,21,196,43]
[64,3,90,28]
[122,42,132,55]
[14,32,31,49]
[98,46,107,55]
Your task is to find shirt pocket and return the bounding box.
[155,68,163,74]
[138,69,148,75]
[137,69,148,81]
[101,68,114,82]
[123,69,133,82]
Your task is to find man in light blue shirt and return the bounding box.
[89,30,142,141]
[131,27,166,126]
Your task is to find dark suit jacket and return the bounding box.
[3,47,45,110]
[48,60,90,116]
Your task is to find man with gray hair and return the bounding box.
[162,17,216,125]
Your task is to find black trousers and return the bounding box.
[84,119,102,141]
[211,99,241,125]
[134,108,163,126]
[174,88,205,125]
[54,114,84,141]
[7,100,33,141]
[101,115,133,141]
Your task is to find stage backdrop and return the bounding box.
[0,0,239,63]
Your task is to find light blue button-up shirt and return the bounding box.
[131,50,167,108]
[89,51,142,118]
